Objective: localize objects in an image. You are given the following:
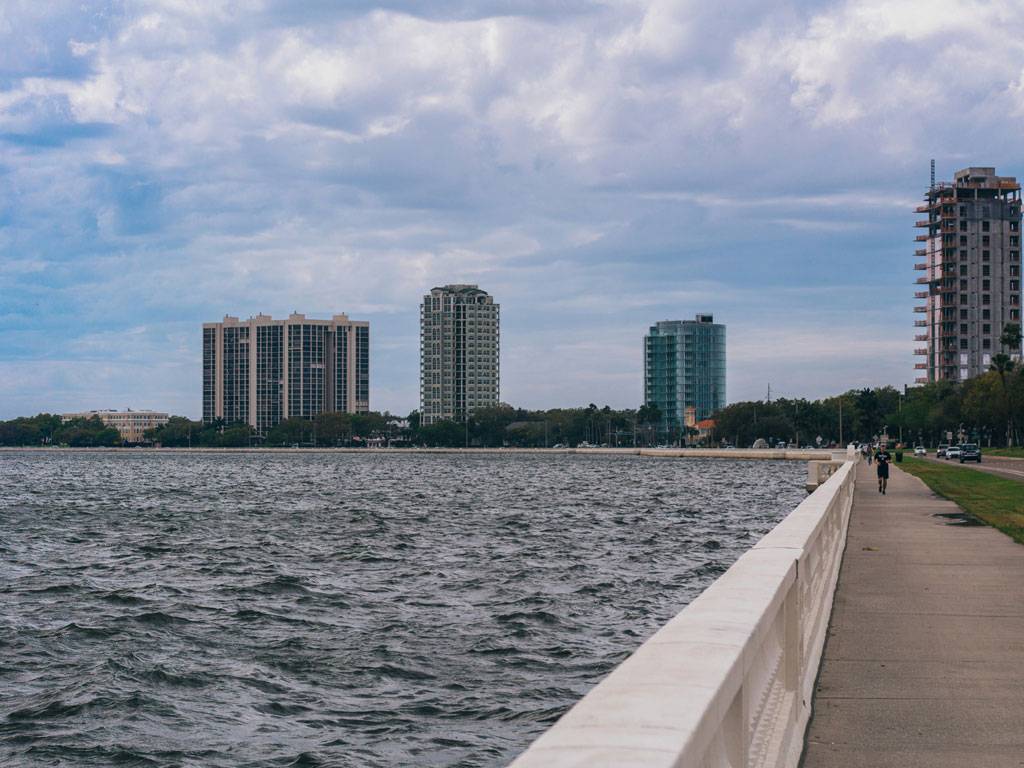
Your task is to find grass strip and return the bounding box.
[983,447,1024,459]
[900,456,1024,544]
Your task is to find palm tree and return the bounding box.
[990,353,1016,446]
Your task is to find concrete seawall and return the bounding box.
[509,460,857,767]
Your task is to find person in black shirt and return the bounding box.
[876,447,892,494]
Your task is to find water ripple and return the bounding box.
[0,451,804,767]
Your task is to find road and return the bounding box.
[919,452,1024,483]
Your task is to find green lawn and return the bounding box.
[900,456,1024,544]
[983,447,1024,459]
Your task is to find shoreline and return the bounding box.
[0,446,838,460]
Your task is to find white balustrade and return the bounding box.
[508,461,856,768]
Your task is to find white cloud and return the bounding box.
[2,0,1023,417]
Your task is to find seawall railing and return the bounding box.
[508,459,857,768]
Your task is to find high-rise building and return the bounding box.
[203,313,368,432]
[420,285,500,425]
[644,315,726,432]
[915,167,1023,383]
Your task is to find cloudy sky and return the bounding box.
[2,0,1023,419]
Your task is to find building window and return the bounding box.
[983,294,991,304]
[983,309,991,319]
[983,338,992,349]
[961,323,969,334]
[960,236,968,246]
[983,264,991,276]
[960,338,969,349]
[983,279,991,290]
[982,220,991,232]
[960,264,968,276]
[961,309,969,319]
[960,206,967,217]
[960,220,968,232]
[983,323,991,334]
[961,293,969,304]
[960,279,968,290]
[983,250,991,260]
[983,235,991,246]
[1013,295,1021,305]
[1013,309,1021,320]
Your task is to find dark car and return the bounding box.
[959,443,981,463]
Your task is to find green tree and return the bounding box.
[265,417,311,446]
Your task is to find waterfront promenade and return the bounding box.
[803,461,1024,767]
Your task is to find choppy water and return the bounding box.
[0,451,804,767]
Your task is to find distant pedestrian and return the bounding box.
[866,445,873,465]
[876,446,892,494]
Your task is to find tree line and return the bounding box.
[0,414,121,447]
[2,360,1021,449]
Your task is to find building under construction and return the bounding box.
[914,167,1022,383]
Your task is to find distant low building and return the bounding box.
[61,409,169,443]
[696,418,716,442]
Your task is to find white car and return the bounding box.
[945,445,962,460]
[914,446,926,456]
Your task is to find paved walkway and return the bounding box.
[802,461,1024,768]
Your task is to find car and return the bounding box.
[945,445,962,460]
[914,446,927,456]
[959,443,981,463]
[936,443,949,458]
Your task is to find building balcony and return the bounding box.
[914,291,929,299]
[914,334,928,341]
[915,234,928,242]
[913,306,927,313]
[914,262,928,270]
[914,363,928,370]
[914,219,932,228]
[914,348,928,355]
[915,276,932,284]
[914,248,927,256]
[914,320,927,327]
[915,204,932,213]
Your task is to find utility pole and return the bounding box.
[838,398,843,446]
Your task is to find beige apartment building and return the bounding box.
[915,167,1023,383]
[420,285,500,425]
[61,410,169,443]
[203,313,369,433]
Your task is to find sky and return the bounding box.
[2,0,1024,419]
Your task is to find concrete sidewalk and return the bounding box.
[802,461,1024,768]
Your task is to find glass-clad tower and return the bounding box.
[644,315,726,432]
